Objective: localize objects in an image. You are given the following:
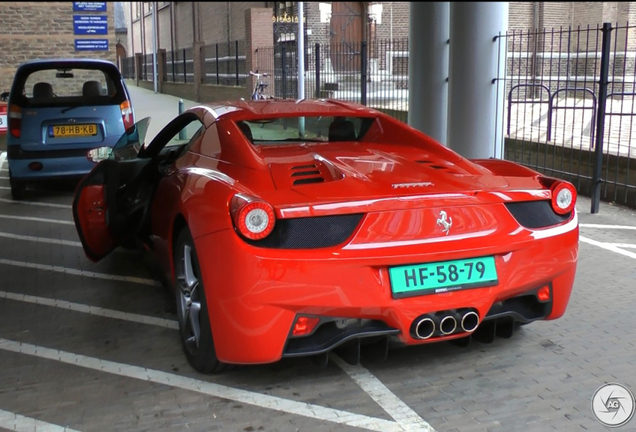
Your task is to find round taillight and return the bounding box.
[236,201,275,240]
[551,182,577,215]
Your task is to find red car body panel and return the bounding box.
[75,99,579,366]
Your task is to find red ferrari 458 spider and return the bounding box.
[72,99,579,373]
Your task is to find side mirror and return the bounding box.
[87,147,113,163]
[0,92,8,102]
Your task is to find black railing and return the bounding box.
[121,56,135,80]
[165,47,194,83]
[254,39,409,123]
[142,53,154,82]
[496,23,636,210]
[202,40,247,86]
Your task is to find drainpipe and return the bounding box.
[531,1,539,96]
[227,2,232,43]
[152,2,158,93]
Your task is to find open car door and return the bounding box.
[72,117,151,262]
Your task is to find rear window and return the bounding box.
[10,64,126,108]
[237,116,375,145]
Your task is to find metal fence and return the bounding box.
[497,22,636,210]
[202,41,247,86]
[254,39,409,122]
[165,47,194,83]
[121,56,135,80]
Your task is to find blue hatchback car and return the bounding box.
[6,58,135,199]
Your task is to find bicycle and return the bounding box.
[250,70,270,100]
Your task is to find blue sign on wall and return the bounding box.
[75,39,109,51]
[73,15,108,35]
[73,2,107,12]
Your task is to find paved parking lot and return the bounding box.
[1,87,636,432]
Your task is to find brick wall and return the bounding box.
[374,2,409,40]
[175,2,194,50]
[0,1,117,93]
[199,2,229,46]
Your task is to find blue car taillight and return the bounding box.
[8,104,21,138]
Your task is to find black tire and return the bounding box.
[173,227,228,374]
[9,172,26,201]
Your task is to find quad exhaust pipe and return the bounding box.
[412,310,480,340]
[460,311,480,333]
[414,316,436,340]
[439,314,458,335]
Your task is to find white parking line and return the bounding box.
[0,186,8,190]
[604,243,636,249]
[0,408,82,432]
[0,197,72,209]
[0,152,6,172]
[0,214,74,225]
[0,290,178,329]
[0,176,7,180]
[0,258,161,287]
[0,289,434,430]
[331,355,436,432]
[580,235,636,260]
[580,223,636,230]
[0,232,82,247]
[0,338,404,432]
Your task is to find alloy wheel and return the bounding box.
[176,244,202,354]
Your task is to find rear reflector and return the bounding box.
[537,286,551,302]
[292,316,320,337]
[28,162,43,171]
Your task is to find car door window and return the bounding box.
[112,117,151,161]
[165,120,204,148]
[139,113,204,160]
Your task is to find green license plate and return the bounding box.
[389,256,498,298]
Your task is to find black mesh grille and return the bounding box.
[246,213,364,249]
[505,200,570,229]
[291,170,321,177]
[293,177,324,185]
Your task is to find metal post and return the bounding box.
[215,43,220,85]
[282,46,287,99]
[171,50,175,82]
[227,41,231,85]
[178,99,186,139]
[315,43,321,98]
[361,41,367,105]
[297,1,305,100]
[235,40,240,86]
[591,22,613,214]
[183,48,187,82]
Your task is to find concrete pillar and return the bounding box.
[408,2,449,146]
[447,2,508,159]
[157,49,166,93]
[135,53,143,86]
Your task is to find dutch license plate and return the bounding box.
[50,124,97,137]
[0,114,6,129]
[389,256,498,298]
